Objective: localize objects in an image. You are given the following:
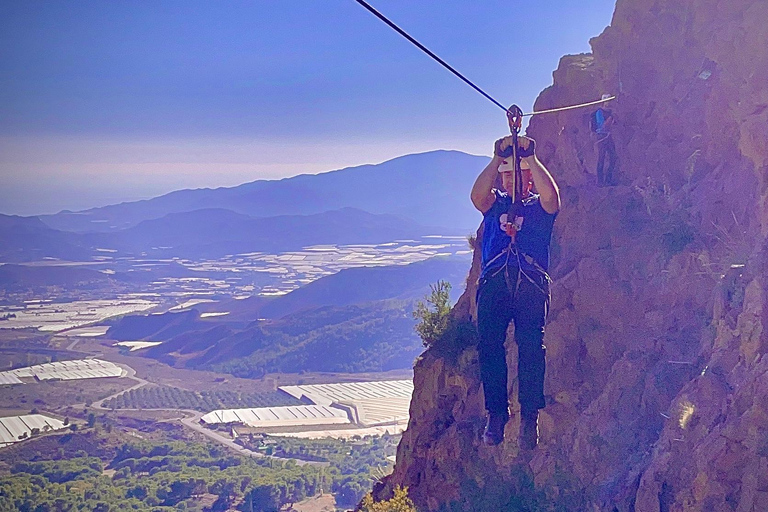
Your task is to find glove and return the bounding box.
[495,137,536,158]
[518,137,536,158]
[494,138,510,157]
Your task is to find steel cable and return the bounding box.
[353,0,615,116]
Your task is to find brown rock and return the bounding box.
[370,0,768,510]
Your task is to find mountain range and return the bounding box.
[40,150,487,233]
[2,150,487,262]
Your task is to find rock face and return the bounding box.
[372,0,768,510]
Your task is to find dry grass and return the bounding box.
[292,493,337,512]
[0,377,130,411]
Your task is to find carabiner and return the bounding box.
[506,104,523,134]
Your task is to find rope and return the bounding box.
[523,96,616,117]
[353,0,616,116]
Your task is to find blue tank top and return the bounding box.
[480,190,557,278]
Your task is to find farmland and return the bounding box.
[102,386,303,412]
[0,236,470,328]
[0,236,459,510]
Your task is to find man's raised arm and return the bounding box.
[523,150,560,214]
[471,138,509,213]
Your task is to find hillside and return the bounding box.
[257,255,468,319]
[207,300,422,374]
[372,0,768,510]
[40,150,487,233]
[110,299,421,375]
[0,214,92,262]
[107,256,469,374]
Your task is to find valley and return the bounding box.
[0,230,469,510]
[0,150,484,510]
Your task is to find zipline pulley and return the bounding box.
[506,105,523,134]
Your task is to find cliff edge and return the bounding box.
[372,0,768,510]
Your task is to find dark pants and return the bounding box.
[596,134,617,186]
[476,265,549,416]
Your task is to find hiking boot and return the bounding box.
[519,410,539,450]
[483,411,509,446]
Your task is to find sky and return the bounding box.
[0,1,616,216]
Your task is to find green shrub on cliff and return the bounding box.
[360,486,417,512]
[413,281,452,348]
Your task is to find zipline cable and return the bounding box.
[353,0,615,117]
[353,0,508,112]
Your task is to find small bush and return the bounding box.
[360,486,417,512]
[413,281,452,348]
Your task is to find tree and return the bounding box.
[245,484,281,512]
[335,478,367,507]
[413,280,452,348]
[360,486,417,512]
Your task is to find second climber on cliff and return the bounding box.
[470,127,560,449]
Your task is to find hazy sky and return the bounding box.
[0,1,616,215]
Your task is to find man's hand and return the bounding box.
[518,136,535,157]
[494,137,512,157]
[494,135,535,158]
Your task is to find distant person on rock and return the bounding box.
[590,106,618,186]
[470,131,560,449]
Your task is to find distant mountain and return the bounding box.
[0,214,91,262]
[94,207,455,258]
[41,150,488,233]
[257,255,469,319]
[170,255,470,321]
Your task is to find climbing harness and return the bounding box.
[485,237,550,302]
[353,0,616,118]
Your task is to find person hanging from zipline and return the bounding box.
[353,0,613,450]
[470,115,560,449]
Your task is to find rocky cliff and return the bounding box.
[372,0,768,510]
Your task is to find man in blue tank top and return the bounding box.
[470,133,560,448]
